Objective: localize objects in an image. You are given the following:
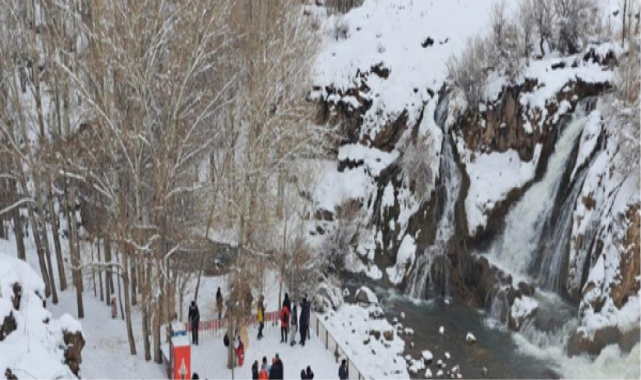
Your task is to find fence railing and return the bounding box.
[181,311,280,341]
[309,312,366,380]
[172,311,366,380]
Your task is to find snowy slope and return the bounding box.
[315,0,505,141]
[0,248,82,379]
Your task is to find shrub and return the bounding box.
[446,36,489,110]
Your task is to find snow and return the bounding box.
[338,144,400,177]
[320,304,408,379]
[0,251,80,380]
[459,142,543,236]
[315,0,508,143]
[409,358,426,374]
[355,286,379,304]
[312,160,374,214]
[571,110,603,181]
[519,56,614,118]
[386,234,416,285]
[465,332,476,344]
[382,183,396,209]
[510,296,539,329]
[439,326,444,335]
[444,351,450,360]
[425,368,433,378]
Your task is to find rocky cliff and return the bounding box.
[309,0,638,357]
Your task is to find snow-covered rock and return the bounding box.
[465,332,476,345]
[439,326,444,335]
[354,286,379,305]
[0,252,84,378]
[408,358,426,374]
[321,304,407,379]
[509,296,538,331]
[437,369,444,378]
[404,327,414,335]
[425,368,433,379]
[386,234,416,285]
[444,351,450,360]
[421,350,433,363]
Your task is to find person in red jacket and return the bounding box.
[279,303,290,343]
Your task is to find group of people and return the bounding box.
[251,355,285,380]
[274,293,311,346]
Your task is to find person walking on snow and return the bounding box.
[216,287,224,319]
[338,359,349,380]
[289,303,298,346]
[259,357,270,380]
[269,354,284,380]
[283,293,291,312]
[252,361,259,380]
[257,295,265,340]
[299,298,310,346]
[188,300,200,345]
[305,366,314,379]
[280,302,290,343]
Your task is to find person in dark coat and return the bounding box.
[216,287,224,319]
[299,298,311,346]
[283,293,291,312]
[338,359,348,380]
[252,360,259,380]
[188,300,200,345]
[192,372,199,379]
[289,304,298,346]
[305,366,314,379]
[269,354,284,380]
[300,369,307,379]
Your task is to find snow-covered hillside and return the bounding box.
[0,249,83,379]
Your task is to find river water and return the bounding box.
[345,276,555,379]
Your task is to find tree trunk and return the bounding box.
[91,243,97,297]
[47,175,67,291]
[68,186,84,317]
[121,247,137,355]
[153,268,164,363]
[131,258,137,306]
[9,177,26,260]
[97,240,104,302]
[142,257,151,361]
[104,235,115,304]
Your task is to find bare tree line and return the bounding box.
[0,0,332,362]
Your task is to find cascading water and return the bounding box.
[535,167,589,292]
[407,97,462,299]
[486,106,589,284]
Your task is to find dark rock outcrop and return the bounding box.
[63,330,86,376]
[0,311,17,341]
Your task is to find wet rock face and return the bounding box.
[455,79,611,161]
[611,205,641,309]
[567,326,641,357]
[64,330,86,376]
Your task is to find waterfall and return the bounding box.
[486,106,589,284]
[407,97,462,299]
[535,167,589,292]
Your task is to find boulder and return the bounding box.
[63,330,86,376]
[567,326,640,357]
[466,332,477,345]
[517,282,536,297]
[355,286,379,305]
[422,350,433,364]
[0,312,17,341]
[369,330,381,340]
[383,329,394,341]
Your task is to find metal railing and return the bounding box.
[172,310,366,380]
[181,311,280,341]
[309,312,366,380]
